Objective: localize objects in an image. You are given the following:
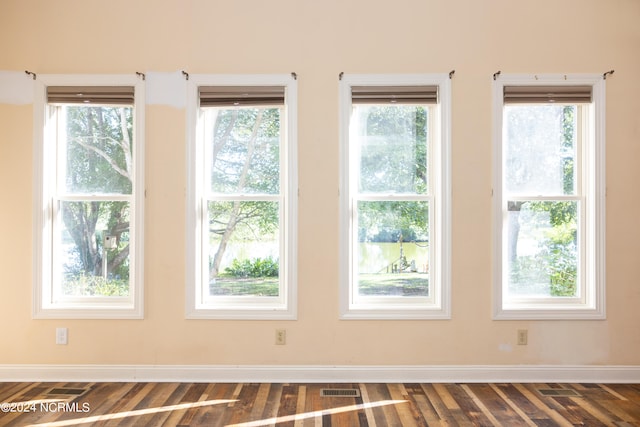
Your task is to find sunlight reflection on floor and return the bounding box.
[27,398,407,427]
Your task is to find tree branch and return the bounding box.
[71,137,130,180]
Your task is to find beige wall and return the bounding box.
[1,0,639,366]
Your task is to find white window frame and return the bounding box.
[339,74,451,320]
[492,74,606,320]
[33,74,145,319]
[186,74,298,320]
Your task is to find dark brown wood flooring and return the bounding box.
[1,382,640,426]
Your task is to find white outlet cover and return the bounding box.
[56,327,68,345]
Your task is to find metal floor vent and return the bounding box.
[537,388,580,397]
[45,387,89,397]
[320,388,361,397]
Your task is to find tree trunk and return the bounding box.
[507,201,524,264]
[62,201,102,276]
[119,108,132,179]
[107,244,129,274]
[210,201,241,277]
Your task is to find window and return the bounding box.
[493,74,606,319]
[33,75,145,319]
[186,75,297,319]
[339,74,451,319]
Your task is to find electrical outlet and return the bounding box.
[56,327,68,345]
[275,329,286,345]
[517,329,528,346]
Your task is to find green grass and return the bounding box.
[358,273,429,296]
[210,277,279,296]
[209,273,429,297]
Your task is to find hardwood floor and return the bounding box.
[1,382,639,426]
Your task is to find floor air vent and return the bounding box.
[320,388,361,397]
[45,388,89,397]
[537,388,580,397]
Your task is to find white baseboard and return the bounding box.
[1,365,639,383]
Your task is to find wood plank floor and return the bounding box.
[1,382,639,426]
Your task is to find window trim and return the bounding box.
[185,74,298,320]
[492,74,606,320]
[32,74,145,319]
[339,74,452,320]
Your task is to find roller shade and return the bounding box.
[504,85,592,104]
[199,86,285,107]
[352,85,438,104]
[47,86,135,105]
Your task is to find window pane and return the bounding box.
[352,105,428,194]
[207,201,280,297]
[207,108,281,195]
[506,200,578,298]
[62,105,133,194]
[504,105,576,195]
[56,201,130,297]
[356,201,429,296]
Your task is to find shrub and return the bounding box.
[225,257,279,278]
[63,273,129,296]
